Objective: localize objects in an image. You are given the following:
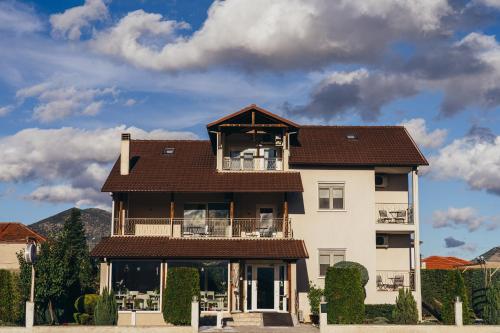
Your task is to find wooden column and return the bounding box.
[290,261,297,315]
[170,193,175,237]
[229,194,234,237]
[287,262,292,313]
[118,199,124,235]
[283,193,289,237]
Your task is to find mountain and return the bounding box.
[29,208,111,250]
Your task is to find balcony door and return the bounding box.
[256,205,275,230]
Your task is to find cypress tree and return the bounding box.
[442,270,472,325]
[94,288,118,325]
[392,288,418,324]
[483,282,500,325]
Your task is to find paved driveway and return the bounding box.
[199,324,319,333]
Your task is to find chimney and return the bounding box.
[120,133,131,175]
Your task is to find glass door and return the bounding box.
[256,267,275,310]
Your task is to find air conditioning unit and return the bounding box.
[376,234,389,248]
[275,135,283,146]
[375,174,388,188]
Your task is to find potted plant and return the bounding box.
[307,282,323,325]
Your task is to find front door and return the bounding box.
[257,267,274,309]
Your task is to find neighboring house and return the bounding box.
[91,105,427,325]
[0,222,46,271]
[476,246,500,263]
[422,256,472,270]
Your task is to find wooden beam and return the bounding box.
[229,194,234,237]
[118,200,124,235]
[170,193,175,237]
[283,193,289,237]
[219,123,288,128]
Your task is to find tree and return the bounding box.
[94,288,118,325]
[16,251,32,323]
[483,282,500,325]
[442,270,472,325]
[392,288,418,324]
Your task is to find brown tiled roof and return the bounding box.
[91,237,308,259]
[289,126,428,166]
[422,256,472,270]
[0,223,46,243]
[102,140,303,193]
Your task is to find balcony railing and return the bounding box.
[222,157,283,171]
[114,217,292,238]
[376,270,415,291]
[375,203,413,224]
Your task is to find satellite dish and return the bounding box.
[24,243,37,264]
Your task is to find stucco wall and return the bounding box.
[376,234,412,271]
[374,173,409,203]
[320,325,500,333]
[0,326,191,333]
[0,243,24,270]
[117,312,167,326]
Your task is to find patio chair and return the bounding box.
[378,210,392,223]
[376,275,385,290]
[393,275,404,289]
[394,210,407,223]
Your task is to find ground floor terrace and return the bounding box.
[91,237,308,326]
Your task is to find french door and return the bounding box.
[245,264,288,312]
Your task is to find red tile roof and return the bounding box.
[289,126,428,166]
[0,223,46,243]
[91,236,308,259]
[422,256,472,270]
[101,140,303,193]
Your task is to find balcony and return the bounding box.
[222,156,283,171]
[375,203,413,225]
[376,270,415,291]
[113,217,292,238]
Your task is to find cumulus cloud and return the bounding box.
[284,69,417,121]
[444,236,465,248]
[15,81,118,122]
[428,127,500,195]
[0,126,197,207]
[90,0,451,71]
[400,118,448,149]
[432,207,498,231]
[50,0,108,40]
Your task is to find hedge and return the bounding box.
[0,269,22,325]
[332,261,369,287]
[365,304,395,322]
[73,294,99,325]
[324,267,364,324]
[163,267,200,325]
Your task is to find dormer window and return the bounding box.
[346,134,358,140]
[162,147,175,155]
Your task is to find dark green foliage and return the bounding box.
[163,267,200,325]
[324,267,364,324]
[462,269,500,318]
[0,270,23,325]
[332,261,369,287]
[16,252,32,323]
[365,304,395,322]
[392,288,418,324]
[73,294,99,325]
[94,288,118,326]
[442,270,472,325]
[307,282,323,316]
[483,282,500,325]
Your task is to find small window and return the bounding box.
[376,234,389,248]
[318,249,346,277]
[162,147,175,155]
[346,134,358,140]
[318,183,345,210]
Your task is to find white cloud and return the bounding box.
[90,0,450,71]
[124,98,136,107]
[432,207,498,231]
[16,81,117,122]
[50,0,108,40]
[400,118,448,149]
[0,1,43,34]
[428,128,500,195]
[0,106,13,116]
[0,126,197,207]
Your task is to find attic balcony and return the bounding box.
[222,156,283,171]
[112,217,292,239]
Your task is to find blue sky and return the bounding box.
[0,0,499,259]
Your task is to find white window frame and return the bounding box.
[318,248,346,278]
[317,182,346,211]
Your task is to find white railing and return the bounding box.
[113,217,291,238]
[375,203,413,224]
[222,157,283,171]
[376,270,415,291]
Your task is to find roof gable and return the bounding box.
[0,222,46,243]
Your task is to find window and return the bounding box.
[318,183,345,210]
[376,234,389,248]
[318,249,346,277]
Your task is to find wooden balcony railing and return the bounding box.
[375,203,413,224]
[113,217,292,238]
[376,270,415,291]
[222,157,283,171]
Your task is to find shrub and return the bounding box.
[307,282,323,317]
[324,267,364,324]
[94,288,118,326]
[73,294,99,325]
[163,267,200,325]
[392,288,418,324]
[0,269,23,325]
[442,270,472,325]
[482,282,500,325]
[365,304,395,322]
[332,261,369,287]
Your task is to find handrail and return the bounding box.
[375,203,413,224]
[376,270,415,291]
[222,156,283,171]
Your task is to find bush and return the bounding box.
[94,288,118,326]
[324,267,364,324]
[0,269,22,325]
[332,261,369,287]
[392,288,418,324]
[307,282,323,317]
[441,270,472,325]
[365,304,395,322]
[482,282,500,325]
[163,267,200,325]
[73,294,99,325]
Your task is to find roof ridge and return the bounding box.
[300,125,406,129]
[132,139,209,143]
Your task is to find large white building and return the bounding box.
[91,105,427,326]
